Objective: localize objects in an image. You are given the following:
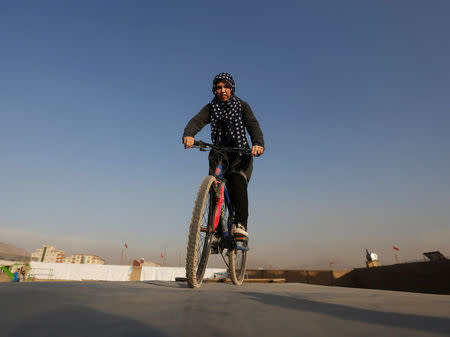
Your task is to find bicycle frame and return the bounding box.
[185,140,250,287]
[211,164,233,235]
[192,140,250,251]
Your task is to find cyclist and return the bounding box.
[183,72,264,239]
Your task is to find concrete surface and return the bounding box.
[0,281,449,337]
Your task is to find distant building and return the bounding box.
[31,245,66,263]
[64,254,105,265]
[31,245,105,264]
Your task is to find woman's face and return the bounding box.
[215,80,232,101]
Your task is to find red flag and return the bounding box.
[392,246,399,251]
[160,253,164,258]
[125,243,128,249]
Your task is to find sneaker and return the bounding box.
[232,223,248,237]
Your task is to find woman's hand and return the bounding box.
[183,136,195,148]
[251,145,264,157]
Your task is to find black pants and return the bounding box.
[226,173,249,230]
[209,151,253,230]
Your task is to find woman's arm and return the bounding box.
[183,104,210,139]
[242,101,265,148]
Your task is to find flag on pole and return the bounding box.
[392,246,399,251]
[125,243,128,249]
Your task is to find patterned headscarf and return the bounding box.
[210,73,249,149]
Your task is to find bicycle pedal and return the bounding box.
[210,237,219,254]
[236,243,250,251]
[235,240,249,251]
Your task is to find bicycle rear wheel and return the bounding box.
[186,175,217,288]
[229,240,248,286]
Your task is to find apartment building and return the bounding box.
[64,254,105,265]
[31,245,105,264]
[31,245,66,263]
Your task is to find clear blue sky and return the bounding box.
[1,1,449,268]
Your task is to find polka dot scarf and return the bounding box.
[210,73,249,149]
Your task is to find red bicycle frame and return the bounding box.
[212,182,224,231]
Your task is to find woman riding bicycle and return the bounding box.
[183,72,264,239]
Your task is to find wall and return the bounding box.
[247,260,450,294]
[29,262,132,281]
[246,269,352,286]
[343,260,450,294]
[28,262,226,282]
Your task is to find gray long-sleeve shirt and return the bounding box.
[183,100,265,148]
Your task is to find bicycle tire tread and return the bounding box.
[186,175,216,288]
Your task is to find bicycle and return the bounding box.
[185,140,250,288]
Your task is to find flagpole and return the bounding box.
[393,246,399,264]
[164,247,166,266]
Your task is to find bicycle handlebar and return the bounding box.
[192,140,251,154]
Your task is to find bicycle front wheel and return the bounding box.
[229,241,248,286]
[186,175,217,288]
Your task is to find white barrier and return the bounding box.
[29,262,227,281]
[29,262,131,281]
[140,266,227,281]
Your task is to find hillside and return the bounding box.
[0,242,30,261]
